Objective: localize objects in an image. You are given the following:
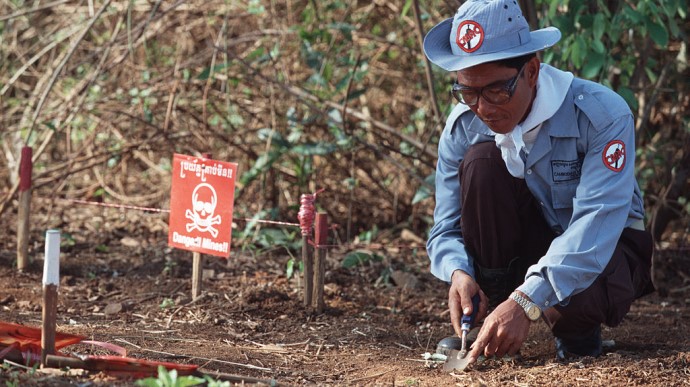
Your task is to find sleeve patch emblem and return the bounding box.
[602,140,626,172]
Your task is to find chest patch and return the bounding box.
[602,140,626,172]
[551,159,583,182]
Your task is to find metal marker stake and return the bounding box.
[42,229,60,366]
[17,146,33,271]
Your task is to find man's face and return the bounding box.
[455,58,538,134]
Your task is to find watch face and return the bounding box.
[527,306,541,321]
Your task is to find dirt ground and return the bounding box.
[1,203,690,386]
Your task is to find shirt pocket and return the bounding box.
[550,183,578,209]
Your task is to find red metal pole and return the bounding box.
[17,146,33,271]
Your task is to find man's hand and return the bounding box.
[465,297,531,364]
[448,270,489,336]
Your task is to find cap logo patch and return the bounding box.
[456,20,484,53]
[602,140,626,172]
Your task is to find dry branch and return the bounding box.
[24,0,113,145]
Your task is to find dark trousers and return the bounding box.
[459,142,654,338]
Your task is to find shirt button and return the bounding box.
[578,95,584,100]
[526,169,532,175]
[540,202,544,206]
[544,301,550,306]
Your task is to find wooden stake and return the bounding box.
[192,251,203,300]
[42,229,60,366]
[312,212,328,313]
[17,146,32,271]
[303,234,313,307]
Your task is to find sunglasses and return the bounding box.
[451,64,526,106]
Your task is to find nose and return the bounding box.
[475,97,497,118]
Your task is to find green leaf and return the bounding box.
[581,51,605,79]
[136,366,205,387]
[679,1,687,18]
[412,173,435,204]
[196,63,230,80]
[570,37,583,68]
[342,250,382,268]
[291,142,337,155]
[255,228,298,249]
[328,22,355,41]
[548,0,559,19]
[239,151,281,186]
[591,39,606,55]
[257,128,290,148]
[245,47,266,62]
[616,86,638,111]
[401,0,412,17]
[286,258,295,279]
[593,14,606,40]
[647,21,669,47]
[623,6,644,23]
[247,0,265,15]
[644,66,658,83]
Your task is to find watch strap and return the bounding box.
[510,292,541,320]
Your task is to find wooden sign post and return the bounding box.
[168,154,237,300]
[42,229,60,365]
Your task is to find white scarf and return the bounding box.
[495,65,574,178]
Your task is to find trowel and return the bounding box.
[440,294,480,372]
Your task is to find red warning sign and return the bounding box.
[168,154,238,258]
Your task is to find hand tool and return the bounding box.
[443,293,480,372]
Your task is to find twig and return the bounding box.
[412,0,442,125]
[24,0,113,145]
[202,17,227,127]
[113,338,141,349]
[166,293,207,329]
[348,369,393,383]
[669,284,690,294]
[0,27,79,96]
[636,62,671,134]
[342,53,362,242]
[215,44,436,158]
[0,0,70,22]
[396,342,413,350]
[139,348,272,372]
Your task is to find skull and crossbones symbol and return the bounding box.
[185,183,221,237]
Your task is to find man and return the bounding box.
[423,0,654,365]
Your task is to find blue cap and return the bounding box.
[423,0,561,71]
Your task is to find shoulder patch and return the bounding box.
[602,140,626,172]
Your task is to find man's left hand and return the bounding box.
[465,298,531,364]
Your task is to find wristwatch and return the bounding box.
[510,292,542,321]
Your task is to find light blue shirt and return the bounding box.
[426,65,646,310]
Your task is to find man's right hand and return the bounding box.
[449,270,489,336]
